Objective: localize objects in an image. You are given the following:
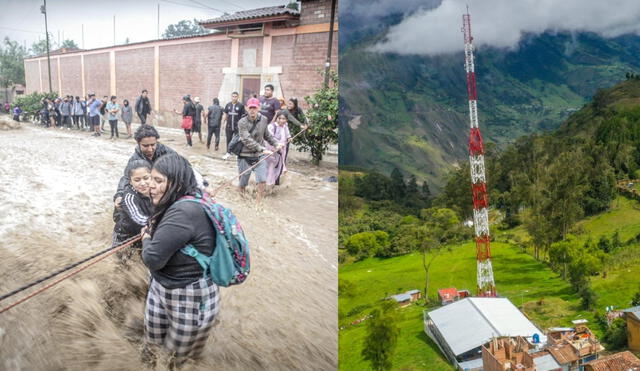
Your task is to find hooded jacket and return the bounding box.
[115,142,176,200]
[113,184,152,242]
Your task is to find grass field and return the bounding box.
[339,195,640,370]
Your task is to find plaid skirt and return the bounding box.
[144,275,220,359]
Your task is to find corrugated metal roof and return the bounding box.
[199,6,299,25]
[427,297,545,356]
[533,353,562,371]
[586,351,640,371]
[623,305,640,314]
[390,294,411,302]
[457,357,483,370]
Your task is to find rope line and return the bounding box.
[0,235,141,314]
[211,127,308,197]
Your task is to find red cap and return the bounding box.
[247,98,260,108]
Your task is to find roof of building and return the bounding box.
[389,293,411,302]
[199,6,299,26]
[426,297,545,356]
[623,306,640,314]
[406,289,421,295]
[547,343,579,364]
[585,351,640,371]
[438,287,458,299]
[533,353,562,371]
[458,357,483,370]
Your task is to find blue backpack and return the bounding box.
[175,193,250,287]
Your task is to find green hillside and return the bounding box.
[339,32,640,190]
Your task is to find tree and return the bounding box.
[421,181,432,206]
[390,167,406,203]
[362,302,399,371]
[549,235,579,280]
[632,288,640,306]
[0,37,26,100]
[30,33,56,56]
[60,39,78,49]
[602,318,627,350]
[295,69,338,164]
[162,19,211,39]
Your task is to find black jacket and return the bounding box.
[113,185,152,243]
[207,104,223,128]
[142,200,216,289]
[135,96,151,116]
[182,101,196,119]
[115,143,176,200]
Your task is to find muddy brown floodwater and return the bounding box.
[0,122,338,370]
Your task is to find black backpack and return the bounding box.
[228,119,258,156]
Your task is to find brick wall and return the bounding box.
[22,10,337,127]
[24,61,40,94]
[39,59,55,93]
[300,0,338,26]
[59,55,82,97]
[159,39,231,128]
[115,47,154,110]
[272,31,338,108]
[84,52,110,97]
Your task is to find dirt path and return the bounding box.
[0,122,337,370]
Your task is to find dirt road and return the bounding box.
[0,122,337,370]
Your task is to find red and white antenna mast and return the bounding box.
[463,8,496,297]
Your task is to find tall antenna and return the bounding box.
[462,9,496,297]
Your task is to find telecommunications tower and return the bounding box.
[462,9,496,297]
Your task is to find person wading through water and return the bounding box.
[113,124,208,209]
[173,95,196,147]
[259,84,280,123]
[205,98,222,151]
[237,97,283,203]
[112,160,152,264]
[114,125,176,208]
[193,97,204,144]
[136,89,152,125]
[141,153,220,364]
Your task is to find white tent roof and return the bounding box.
[427,297,545,356]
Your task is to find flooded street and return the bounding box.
[0,122,337,370]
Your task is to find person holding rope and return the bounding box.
[114,125,176,208]
[113,124,208,208]
[141,153,219,364]
[237,97,283,203]
[112,160,152,264]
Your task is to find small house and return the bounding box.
[388,289,422,307]
[438,287,470,306]
[584,350,640,371]
[622,306,640,352]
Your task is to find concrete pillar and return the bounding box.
[38,59,43,93]
[109,50,116,96]
[154,45,160,111]
[57,57,62,94]
[230,38,239,69]
[80,54,85,97]
[262,23,272,68]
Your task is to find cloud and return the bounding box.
[371,0,640,55]
[340,0,440,21]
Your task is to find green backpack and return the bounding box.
[176,192,250,287]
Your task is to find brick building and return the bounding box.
[23,0,337,127]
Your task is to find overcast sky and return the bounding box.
[0,0,289,51]
[372,0,640,55]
